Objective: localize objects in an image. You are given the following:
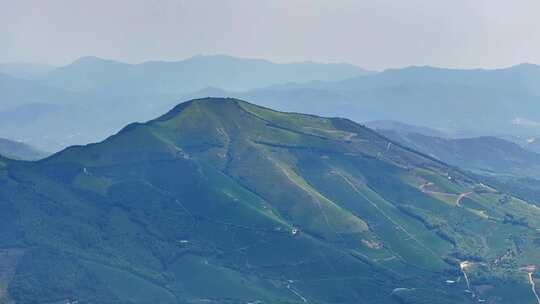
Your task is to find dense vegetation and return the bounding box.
[1,98,540,303]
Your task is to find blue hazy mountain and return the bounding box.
[0,137,48,160]
[199,64,540,137]
[375,128,540,178]
[0,62,55,80]
[0,56,372,152]
[0,73,81,111]
[2,60,540,154]
[43,55,372,94]
[365,120,450,138]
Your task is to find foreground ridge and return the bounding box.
[1,98,539,304]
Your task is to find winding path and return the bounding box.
[455,192,472,207]
[286,284,308,303]
[419,182,471,207]
[528,272,540,304]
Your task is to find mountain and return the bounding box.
[198,64,540,137]
[365,120,449,138]
[0,138,48,160]
[368,122,540,206]
[43,55,372,94]
[0,95,175,153]
[0,73,81,111]
[371,126,540,178]
[0,62,55,80]
[5,60,540,153]
[2,98,540,303]
[0,56,371,152]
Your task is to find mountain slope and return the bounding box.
[2,98,540,303]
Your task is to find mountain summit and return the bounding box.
[2,98,540,303]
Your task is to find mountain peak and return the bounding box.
[157,97,240,119]
[67,56,127,68]
[48,97,415,170]
[71,56,105,64]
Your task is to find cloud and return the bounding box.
[512,117,540,128]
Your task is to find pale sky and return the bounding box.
[2,0,540,70]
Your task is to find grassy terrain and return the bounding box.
[1,98,540,303]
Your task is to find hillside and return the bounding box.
[2,98,540,303]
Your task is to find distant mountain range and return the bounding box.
[365,120,450,138]
[43,55,372,94]
[0,137,48,160]
[373,126,540,178]
[2,98,539,303]
[0,62,55,80]
[2,56,540,154]
[0,55,371,152]
[188,64,540,138]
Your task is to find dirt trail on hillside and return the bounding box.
[529,272,540,304]
[286,284,308,303]
[419,182,471,207]
[459,261,476,299]
[455,192,472,207]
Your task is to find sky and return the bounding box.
[2,0,540,70]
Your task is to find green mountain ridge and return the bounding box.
[2,98,540,303]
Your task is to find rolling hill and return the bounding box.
[2,98,540,303]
